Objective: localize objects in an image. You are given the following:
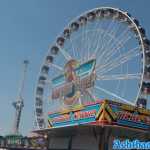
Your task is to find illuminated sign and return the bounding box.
[109,103,150,129]
[115,111,150,129]
[48,100,150,130]
[48,103,100,127]
[74,110,96,120]
[51,114,70,124]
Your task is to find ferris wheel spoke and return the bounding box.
[78,29,105,62]
[98,53,139,75]
[89,28,109,60]
[92,20,116,59]
[74,26,102,61]
[94,85,134,105]
[96,46,140,74]
[72,28,116,61]
[92,29,131,63]
[104,37,132,65]
[84,33,93,61]
[92,20,123,59]
[105,19,116,33]
[85,89,97,101]
[86,20,105,61]
[85,22,104,60]
[85,25,95,60]
[50,63,63,71]
[57,46,73,61]
[81,21,92,62]
[79,27,87,62]
[86,30,102,60]
[45,78,51,85]
[97,27,131,64]
[91,32,112,59]
[85,29,91,61]
[69,37,77,59]
[96,46,137,72]
[98,27,130,61]
[91,28,107,59]
[101,33,131,64]
[96,73,141,81]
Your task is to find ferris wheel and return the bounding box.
[34,7,150,129]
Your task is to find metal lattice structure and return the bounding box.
[12,60,29,134]
[34,7,150,129]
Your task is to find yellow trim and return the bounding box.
[72,104,84,111]
[105,111,112,123]
[59,104,85,114]
[120,104,135,111]
[96,100,117,123]
[106,105,117,120]
[60,109,71,114]
[48,118,52,122]
[99,110,105,121]
[138,108,150,115]
[98,109,112,123]
[96,103,105,119]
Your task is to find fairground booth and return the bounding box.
[35,100,150,150]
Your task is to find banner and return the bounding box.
[48,100,150,130]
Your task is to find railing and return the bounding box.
[0,136,47,150]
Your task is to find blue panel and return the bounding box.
[48,103,100,127]
[117,120,150,129]
[75,59,96,77]
[51,59,96,87]
[52,74,65,87]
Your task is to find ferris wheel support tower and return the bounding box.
[12,60,29,134]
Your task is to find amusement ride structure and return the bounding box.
[34,6,150,129]
[12,60,29,135]
[0,6,150,150]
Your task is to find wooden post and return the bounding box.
[99,128,113,150]
[68,136,73,150]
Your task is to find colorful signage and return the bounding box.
[48,100,150,130]
[51,59,96,106]
[108,101,150,129]
[52,59,96,87]
[48,103,100,127]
